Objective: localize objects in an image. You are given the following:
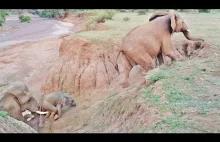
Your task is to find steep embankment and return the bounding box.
[0,111,37,133]
[39,32,215,133]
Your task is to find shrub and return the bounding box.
[0,10,8,26]
[85,10,118,30]
[37,9,65,18]
[178,9,198,13]
[19,15,31,23]
[136,9,148,15]
[104,9,118,19]
[119,9,126,12]
[123,17,130,21]
[198,9,210,13]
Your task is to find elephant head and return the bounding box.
[6,81,40,113]
[149,10,204,41]
[60,93,76,107]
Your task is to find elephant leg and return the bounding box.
[132,51,153,87]
[42,101,57,121]
[120,54,132,88]
[49,112,56,121]
[45,112,51,119]
[42,101,57,112]
[161,40,179,61]
[130,49,153,72]
[157,51,164,65]
[54,103,62,120]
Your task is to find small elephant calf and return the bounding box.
[39,92,76,127]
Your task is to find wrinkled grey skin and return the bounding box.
[23,113,40,132]
[0,81,40,121]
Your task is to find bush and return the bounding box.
[19,15,31,23]
[136,9,148,15]
[87,9,118,24]
[119,9,126,12]
[198,9,210,13]
[37,9,65,18]
[0,10,8,26]
[123,17,130,21]
[104,9,118,19]
[85,10,118,31]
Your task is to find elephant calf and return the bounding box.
[38,92,76,127]
[0,81,40,122]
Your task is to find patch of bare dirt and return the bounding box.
[0,38,62,102]
[0,26,18,34]
[155,39,216,66]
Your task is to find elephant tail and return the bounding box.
[114,49,122,72]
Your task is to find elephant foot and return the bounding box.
[121,82,130,88]
[177,55,185,61]
[54,114,59,120]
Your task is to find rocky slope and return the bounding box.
[0,111,37,133]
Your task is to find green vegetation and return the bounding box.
[143,87,160,104]
[86,10,118,30]
[0,10,8,26]
[198,9,211,13]
[123,17,130,21]
[19,15,31,23]
[136,9,148,15]
[69,10,220,133]
[0,111,8,119]
[148,115,186,133]
[147,70,170,83]
[36,9,65,18]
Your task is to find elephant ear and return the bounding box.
[61,96,69,106]
[149,11,168,21]
[168,10,176,34]
[6,92,24,121]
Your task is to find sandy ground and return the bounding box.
[0,14,74,48]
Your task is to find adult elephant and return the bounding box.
[0,81,40,121]
[115,10,204,88]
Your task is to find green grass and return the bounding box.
[71,11,220,50]
[147,70,170,83]
[143,56,220,132]
[152,115,186,132]
[69,11,220,133]
[72,12,149,46]
[19,15,31,23]
[12,122,19,126]
[0,111,8,119]
[143,87,161,104]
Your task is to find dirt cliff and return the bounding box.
[39,36,214,133]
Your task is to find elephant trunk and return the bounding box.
[183,31,204,41]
